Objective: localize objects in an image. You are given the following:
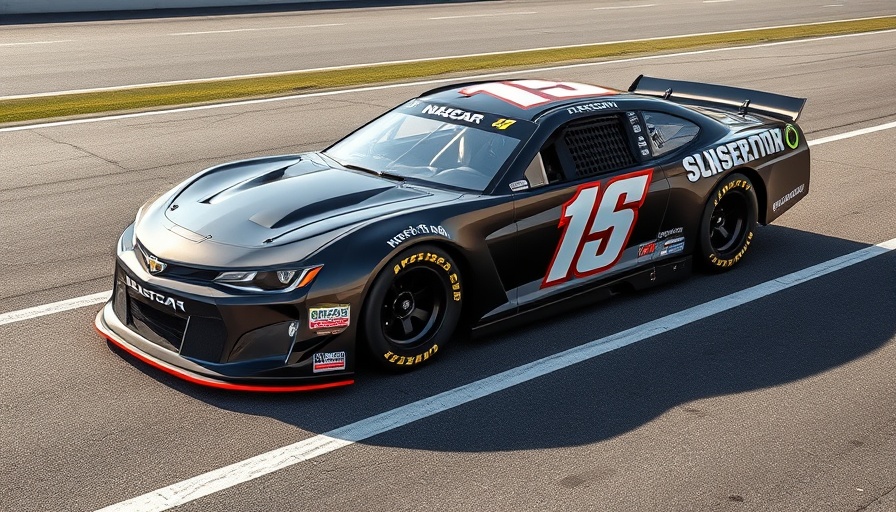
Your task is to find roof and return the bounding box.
[420,79,626,121]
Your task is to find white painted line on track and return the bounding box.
[2,27,895,134]
[1,14,891,101]
[594,4,656,10]
[808,121,896,146]
[1,119,893,327]
[94,236,896,512]
[428,11,537,20]
[169,23,344,36]
[0,40,73,47]
[0,291,110,327]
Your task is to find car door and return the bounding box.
[506,112,670,307]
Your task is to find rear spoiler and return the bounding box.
[628,75,807,122]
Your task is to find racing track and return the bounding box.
[0,0,894,96]
[1,29,896,512]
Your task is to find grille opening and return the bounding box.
[128,297,186,352]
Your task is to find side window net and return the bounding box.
[562,115,636,178]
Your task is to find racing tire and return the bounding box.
[697,173,758,272]
[363,244,463,371]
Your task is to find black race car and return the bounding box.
[95,76,810,391]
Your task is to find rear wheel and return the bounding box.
[697,173,758,272]
[363,244,463,370]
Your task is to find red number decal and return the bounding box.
[459,80,616,109]
[542,169,653,288]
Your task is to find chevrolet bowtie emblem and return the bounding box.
[146,254,167,274]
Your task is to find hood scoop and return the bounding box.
[251,186,392,229]
[201,165,290,205]
[163,153,437,247]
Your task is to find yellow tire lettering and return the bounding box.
[453,291,461,301]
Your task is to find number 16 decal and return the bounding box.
[542,169,653,288]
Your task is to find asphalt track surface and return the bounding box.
[2,28,896,512]
[0,0,894,96]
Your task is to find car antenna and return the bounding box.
[663,88,672,100]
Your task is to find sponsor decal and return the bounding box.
[772,183,805,212]
[633,124,642,134]
[509,179,529,191]
[421,104,484,125]
[288,321,298,338]
[638,241,657,258]
[386,224,450,248]
[640,149,650,156]
[313,351,346,373]
[384,345,438,366]
[124,275,185,313]
[683,128,787,183]
[657,227,684,239]
[785,124,800,149]
[308,305,350,330]
[492,118,517,130]
[660,236,685,256]
[566,101,618,115]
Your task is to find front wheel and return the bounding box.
[697,173,758,272]
[363,244,463,370]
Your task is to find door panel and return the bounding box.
[510,168,669,306]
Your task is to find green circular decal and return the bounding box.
[785,124,799,149]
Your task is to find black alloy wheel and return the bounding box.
[381,266,445,347]
[363,244,463,370]
[698,173,758,272]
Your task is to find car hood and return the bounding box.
[157,153,458,249]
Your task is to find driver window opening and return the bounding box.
[523,143,564,189]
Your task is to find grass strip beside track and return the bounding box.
[3,16,895,124]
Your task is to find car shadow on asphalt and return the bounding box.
[117,225,895,451]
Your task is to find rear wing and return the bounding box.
[628,75,807,122]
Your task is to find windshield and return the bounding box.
[325,101,531,192]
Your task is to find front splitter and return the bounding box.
[94,303,354,392]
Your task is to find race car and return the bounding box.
[95,76,810,391]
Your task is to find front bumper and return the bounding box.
[95,228,355,391]
[95,304,351,392]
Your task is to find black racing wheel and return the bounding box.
[697,173,759,272]
[363,244,463,370]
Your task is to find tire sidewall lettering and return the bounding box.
[371,245,463,370]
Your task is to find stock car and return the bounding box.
[95,76,810,391]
